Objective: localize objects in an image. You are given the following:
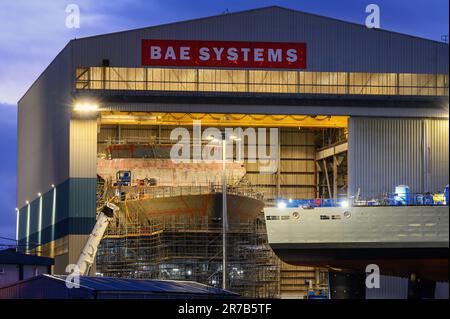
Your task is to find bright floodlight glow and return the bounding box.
[229,134,241,141]
[74,102,98,112]
[340,200,349,208]
[277,201,287,209]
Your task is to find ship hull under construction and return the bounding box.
[115,192,265,223]
[264,205,449,282]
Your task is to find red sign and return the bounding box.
[141,40,306,69]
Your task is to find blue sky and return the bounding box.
[0,0,448,245]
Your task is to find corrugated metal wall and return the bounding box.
[72,7,448,74]
[435,282,449,299]
[366,275,408,299]
[69,119,98,178]
[246,128,316,201]
[17,43,73,208]
[17,119,98,258]
[426,119,449,193]
[349,117,449,198]
[68,118,98,230]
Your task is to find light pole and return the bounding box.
[221,132,228,290]
[206,132,239,290]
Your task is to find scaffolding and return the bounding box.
[94,150,328,298]
[96,205,280,298]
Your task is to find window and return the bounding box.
[75,67,449,97]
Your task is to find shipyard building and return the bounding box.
[17,7,448,298]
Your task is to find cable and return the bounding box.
[0,236,17,242]
[0,236,42,246]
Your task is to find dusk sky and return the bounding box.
[0,0,448,246]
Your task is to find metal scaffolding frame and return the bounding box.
[94,128,333,298]
[96,207,280,298]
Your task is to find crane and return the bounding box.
[75,201,119,276]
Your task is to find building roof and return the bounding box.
[0,274,239,298]
[75,6,447,45]
[66,5,447,75]
[52,275,238,295]
[0,249,54,266]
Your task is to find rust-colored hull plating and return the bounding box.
[117,193,265,224]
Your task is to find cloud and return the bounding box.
[0,0,147,104]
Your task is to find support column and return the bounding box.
[276,129,281,198]
[58,117,99,275]
[333,155,338,201]
[323,159,332,199]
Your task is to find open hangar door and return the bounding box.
[97,112,349,205]
[348,117,449,200]
[94,112,350,298]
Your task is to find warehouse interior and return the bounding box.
[96,113,349,201]
[93,112,348,298]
